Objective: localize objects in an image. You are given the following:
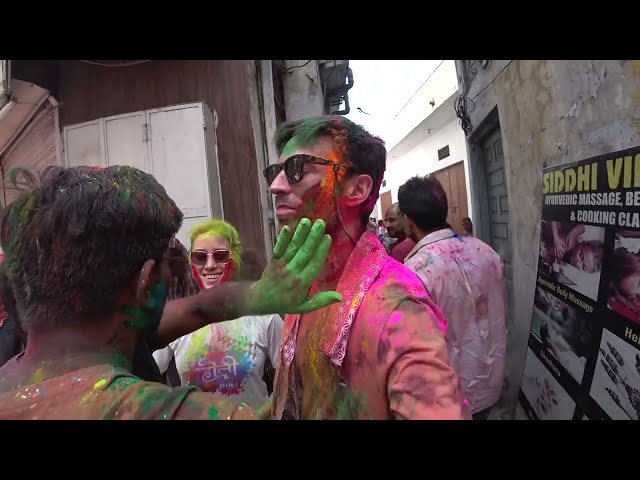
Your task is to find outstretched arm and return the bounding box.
[151,218,343,350]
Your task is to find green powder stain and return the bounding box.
[107,376,141,392]
[136,387,166,415]
[207,406,219,420]
[333,386,367,420]
[93,378,107,390]
[122,281,168,330]
[111,351,129,369]
[122,189,131,201]
[183,326,210,366]
[281,135,304,157]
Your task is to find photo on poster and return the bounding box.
[589,328,640,420]
[520,347,576,420]
[531,287,593,383]
[603,229,640,325]
[539,220,605,301]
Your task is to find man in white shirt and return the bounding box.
[399,175,508,419]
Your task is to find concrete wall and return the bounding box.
[462,60,640,416]
[383,115,469,205]
[281,60,324,121]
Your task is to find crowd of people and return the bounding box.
[0,114,508,420]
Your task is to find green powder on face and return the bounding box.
[207,406,219,420]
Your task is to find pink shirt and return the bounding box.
[390,238,416,263]
[273,231,469,420]
[404,229,507,413]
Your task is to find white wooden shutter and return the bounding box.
[64,120,105,168]
[104,111,148,170]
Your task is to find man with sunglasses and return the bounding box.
[0,165,340,420]
[265,115,467,420]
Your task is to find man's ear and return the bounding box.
[342,174,373,208]
[136,259,157,304]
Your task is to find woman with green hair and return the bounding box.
[153,219,283,409]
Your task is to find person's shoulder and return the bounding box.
[462,235,501,256]
[364,258,428,308]
[107,374,231,420]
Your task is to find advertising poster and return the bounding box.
[516,146,640,420]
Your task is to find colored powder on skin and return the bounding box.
[207,406,219,420]
[111,351,129,369]
[122,281,168,331]
[93,378,107,390]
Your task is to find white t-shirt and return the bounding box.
[153,314,283,409]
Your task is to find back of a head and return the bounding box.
[398,175,449,232]
[0,166,183,332]
[274,115,387,225]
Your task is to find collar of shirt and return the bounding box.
[405,228,457,262]
[281,230,388,369]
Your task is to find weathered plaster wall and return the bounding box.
[281,60,324,121]
[465,60,640,416]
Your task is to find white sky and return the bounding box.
[345,60,444,144]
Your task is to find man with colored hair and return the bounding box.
[0,165,339,419]
[399,175,507,419]
[265,115,466,420]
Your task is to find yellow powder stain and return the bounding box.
[30,368,46,384]
[93,379,107,390]
[632,60,640,76]
[307,321,324,389]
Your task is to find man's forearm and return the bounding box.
[152,282,253,350]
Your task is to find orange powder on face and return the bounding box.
[303,150,347,223]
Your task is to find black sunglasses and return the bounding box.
[263,154,341,186]
[190,249,231,267]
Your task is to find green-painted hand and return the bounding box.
[248,218,343,315]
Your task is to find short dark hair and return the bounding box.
[398,175,448,232]
[274,115,386,225]
[0,165,182,332]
